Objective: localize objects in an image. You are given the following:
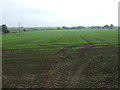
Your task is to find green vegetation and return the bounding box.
[2,29,118,88]
[3,29,118,50]
[2,24,9,33]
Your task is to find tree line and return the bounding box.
[57,24,115,30]
[1,24,117,33]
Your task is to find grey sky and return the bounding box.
[1,0,119,27]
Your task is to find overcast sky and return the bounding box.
[0,0,119,27]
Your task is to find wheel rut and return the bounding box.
[68,56,96,88]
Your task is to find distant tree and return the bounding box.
[103,25,109,29]
[62,26,68,29]
[2,24,9,33]
[23,29,26,31]
[91,26,100,29]
[57,27,60,30]
[77,26,83,29]
[110,24,114,29]
[96,26,100,29]
[71,27,76,29]
[91,26,95,29]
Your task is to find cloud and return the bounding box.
[1,0,119,27]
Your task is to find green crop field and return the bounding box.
[3,29,118,49]
[2,29,118,88]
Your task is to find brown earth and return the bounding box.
[2,45,118,88]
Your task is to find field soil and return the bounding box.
[2,45,118,88]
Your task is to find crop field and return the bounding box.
[2,29,118,88]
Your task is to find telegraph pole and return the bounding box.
[18,22,20,35]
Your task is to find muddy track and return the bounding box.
[56,46,97,88]
[45,59,74,88]
[67,48,93,88]
[57,43,113,54]
[68,56,96,88]
[57,43,95,54]
[54,60,73,88]
[57,45,79,54]
[46,44,95,88]
[45,44,81,88]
